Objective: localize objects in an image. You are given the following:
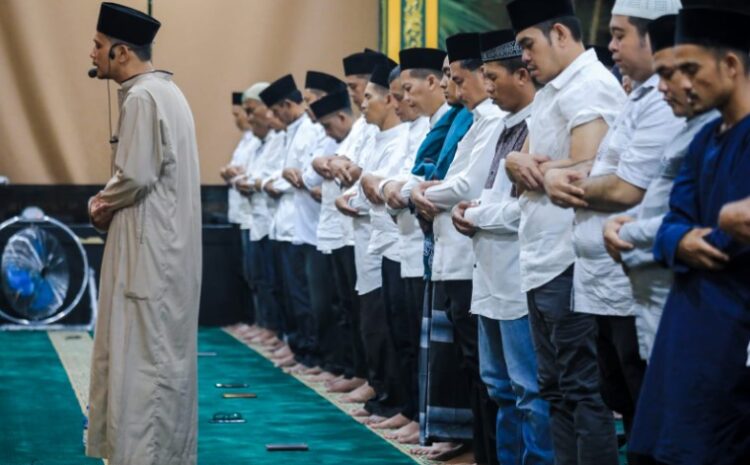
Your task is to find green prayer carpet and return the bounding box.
[0,329,417,465]
[0,331,101,465]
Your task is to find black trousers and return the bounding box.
[360,287,402,418]
[238,226,256,325]
[526,266,619,465]
[435,280,498,465]
[278,242,318,367]
[330,246,365,379]
[270,239,292,339]
[596,314,646,436]
[301,245,338,373]
[402,276,425,420]
[250,237,282,332]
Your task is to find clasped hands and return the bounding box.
[505,151,589,209]
[89,192,113,231]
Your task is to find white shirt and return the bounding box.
[249,130,285,241]
[347,123,407,294]
[425,98,506,281]
[519,48,626,292]
[237,134,262,230]
[363,123,411,262]
[261,129,287,241]
[572,74,684,316]
[465,106,531,320]
[266,113,321,244]
[339,115,379,166]
[303,125,358,253]
[226,131,258,225]
[393,116,430,278]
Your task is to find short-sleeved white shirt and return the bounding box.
[519,49,626,292]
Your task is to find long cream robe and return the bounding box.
[86,71,202,465]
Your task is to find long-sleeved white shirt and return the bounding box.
[425,98,506,281]
[227,131,258,226]
[265,113,322,244]
[464,106,530,320]
[347,123,408,294]
[248,130,285,241]
[519,48,626,292]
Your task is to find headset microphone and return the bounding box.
[88,67,98,78]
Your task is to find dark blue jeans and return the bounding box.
[478,315,553,465]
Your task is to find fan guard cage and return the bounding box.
[0,214,89,326]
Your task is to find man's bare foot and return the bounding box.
[300,366,322,375]
[384,420,419,442]
[283,363,309,374]
[323,375,345,388]
[350,407,371,417]
[305,371,337,383]
[340,383,375,403]
[271,345,293,359]
[359,414,387,425]
[372,413,411,430]
[328,377,366,393]
[274,354,296,368]
[409,442,467,461]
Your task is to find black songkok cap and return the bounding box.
[369,59,398,89]
[446,33,482,63]
[259,74,299,107]
[96,2,161,46]
[647,14,677,54]
[399,48,447,71]
[506,0,576,34]
[676,7,750,52]
[305,71,346,94]
[343,50,386,76]
[480,29,523,62]
[232,92,243,105]
[310,90,352,119]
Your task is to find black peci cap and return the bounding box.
[259,74,299,107]
[446,33,482,63]
[310,90,352,119]
[399,47,447,71]
[506,0,576,34]
[305,71,346,94]
[647,14,677,54]
[676,7,750,52]
[480,29,523,62]
[97,2,161,45]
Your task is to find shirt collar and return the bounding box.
[119,69,172,94]
[630,73,660,102]
[471,98,495,119]
[504,102,533,129]
[376,122,407,143]
[548,48,597,91]
[430,102,451,128]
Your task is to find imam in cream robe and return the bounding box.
[86,71,202,465]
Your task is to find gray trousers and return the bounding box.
[526,265,619,465]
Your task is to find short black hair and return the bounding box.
[107,35,152,61]
[710,46,750,74]
[458,58,483,71]
[496,57,527,74]
[536,16,583,43]
[627,16,652,41]
[405,68,444,80]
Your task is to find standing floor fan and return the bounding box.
[0,207,97,331]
